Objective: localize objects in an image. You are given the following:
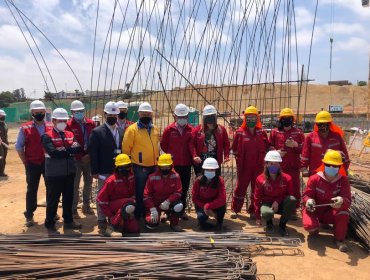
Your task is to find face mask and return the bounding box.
[140,117,152,125]
[281,118,293,128]
[116,167,130,176]
[73,111,85,121]
[0,117,5,122]
[56,122,67,131]
[324,166,339,177]
[33,113,45,121]
[118,112,127,119]
[318,124,329,134]
[268,165,280,174]
[204,115,216,126]
[177,118,188,127]
[246,120,257,128]
[160,168,171,175]
[204,170,216,180]
[106,116,117,126]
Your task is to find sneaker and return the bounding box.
[336,241,349,252]
[25,217,35,227]
[181,213,189,221]
[63,221,82,230]
[82,204,94,215]
[230,213,238,219]
[103,225,115,237]
[73,210,81,219]
[98,220,107,230]
[170,225,183,232]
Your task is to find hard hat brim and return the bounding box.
[138,109,153,113]
[71,106,85,111]
[104,110,119,115]
[115,162,131,167]
[158,163,173,167]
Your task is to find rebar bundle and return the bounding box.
[349,175,370,194]
[0,232,302,279]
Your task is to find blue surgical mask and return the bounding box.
[268,165,280,174]
[73,111,85,121]
[325,166,339,177]
[204,171,215,180]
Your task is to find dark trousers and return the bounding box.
[0,146,7,175]
[174,165,191,213]
[44,174,75,227]
[24,162,45,218]
[133,164,156,218]
[195,205,226,226]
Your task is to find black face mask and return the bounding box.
[32,113,45,122]
[281,117,293,128]
[0,117,5,122]
[140,117,152,125]
[118,112,127,119]
[160,168,171,176]
[116,167,131,176]
[203,115,216,126]
[318,124,330,134]
[106,116,117,125]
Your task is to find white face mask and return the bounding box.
[204,170,215,180]
[177,118,188,127]
[56,122,67,131]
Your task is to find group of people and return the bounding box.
[14,99,351,251]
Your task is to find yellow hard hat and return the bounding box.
[115,154,131,167]
[279,107,294,118]
[244,106,258,115]
[322,149,343,166]
[158,153,173,167]
[315,110,333,123]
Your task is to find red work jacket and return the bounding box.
[192,176,226,210]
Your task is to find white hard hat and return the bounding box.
[138,102,153,112]
[70,100,85,111]
[116,100,128,109]
[202,105,217,116]
[174,103,189,116]
[264,150,283,162]
[52,108,69,120]
[104,101,119,115]
[202,157,219,169]
[0,109,6,116]
[29,100,46,112]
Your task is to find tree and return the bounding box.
[0,91,17,108]
[44,91,55,101]
[357,81,367,86]
[12,88,27,101]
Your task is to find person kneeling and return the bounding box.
[302,149,351,252]
[97,154,140,236]
[192,158,226,231]
[143,154,183,232]
[254,151,296,236]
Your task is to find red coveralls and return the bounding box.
[96,173,139,233]
[192,177,227,210]
[301,131,350,176]
[143,169,182,227]
[269,127,305,206]
[231,127,268,213]
[302,172,351,241]
[254,172,295,220]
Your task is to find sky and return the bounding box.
[0,0,369,98]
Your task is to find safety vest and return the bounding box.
[45,129,74,150]
[22,121,53,164]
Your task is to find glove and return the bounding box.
[125,205,135,214]
[272,201,279,212]
[160,200,170,211]
[331,196,343,209]
[305,199,316,212]
[150,208,159,223]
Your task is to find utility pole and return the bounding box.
[362,1,370,122]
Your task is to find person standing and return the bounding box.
[42,108,82,232]
[116,101,133,135]
[160,103,195,220]
[269,108,305,211]
[231,106,268,219]
[192,105,230,176]
[302,149,351,252]
[15,100,54,227]
[301,110,350,176]
[66,100,95,218]
[89,101,123,231]
[0,109,9,177]
[123,102,160,218]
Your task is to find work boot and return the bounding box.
[170,224,183,232]
[63,221,82,230]
[82,204,94,215]
[73,210,81,219]
[264,220,274,234]
[230,213,238,219]
[279,219,289,236]
[98,220,107,230]
[215,223,224,232]
[103,225,115,237]
[336,241,349,252]
[25,217,35,227]
[46,225,59,234]
[199,221,214,231]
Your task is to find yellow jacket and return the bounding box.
[122,122,160,166]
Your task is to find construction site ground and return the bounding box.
[0,127,369,279]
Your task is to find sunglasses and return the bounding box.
[324,164,340,168]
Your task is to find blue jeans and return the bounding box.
[133,164,156,218]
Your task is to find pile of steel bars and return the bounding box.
[349,175,370,194]
[0,232,301,279]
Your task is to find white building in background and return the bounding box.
[56,90,84,99]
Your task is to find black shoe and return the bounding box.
[47,225,59,234]
[25,217,35,227]
[265,220,274,233]
[54,214,60,221]
[279,219,288,236]
[0,173,8,177]
[215,224,223,232]
[199,222,214,231]
[63,221,82,230]
[98,220,107,230]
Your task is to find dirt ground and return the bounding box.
[0,127,369,279]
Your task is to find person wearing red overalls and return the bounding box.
[302,149,351,252]
[97,154,140,236]
[301,110,350,176]
[231,106,268,219]
[269,108,305,211]
[143,154,183,232]
[42,108,82,233]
